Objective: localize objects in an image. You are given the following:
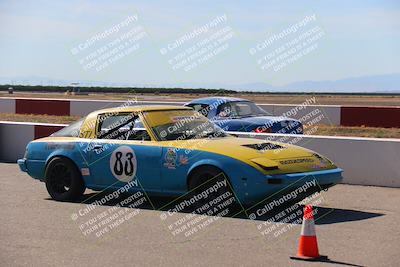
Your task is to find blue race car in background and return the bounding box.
[185,97,303,134]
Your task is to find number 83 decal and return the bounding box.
[110,146,137,182]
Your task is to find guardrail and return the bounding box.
[0,121,65,163]
[0,121,399,187]
[2,97,400,127]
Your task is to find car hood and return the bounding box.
[166,136,337,174]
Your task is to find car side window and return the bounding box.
[187,104,210,117]
[125,118,151,141]
[217,103,236,117]
[97,113,151,141]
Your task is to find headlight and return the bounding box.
[312,153,332,164]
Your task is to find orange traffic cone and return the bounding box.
[290,205,328,261]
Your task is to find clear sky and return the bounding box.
[0,0,399,87]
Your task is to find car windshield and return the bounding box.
[143,109,228,141]
[217,101,268,118]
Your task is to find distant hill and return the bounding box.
[224,74,400,93]
[275,73,400,93]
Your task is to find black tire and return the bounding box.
[188,166,235,215]
[45,157,86,201]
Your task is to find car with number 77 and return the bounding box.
[18,105,342,208]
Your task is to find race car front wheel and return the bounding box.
[45,157,86,201]
[188,166,236,215]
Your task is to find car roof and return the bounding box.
[88,105,192,116]
[186,96,248,105]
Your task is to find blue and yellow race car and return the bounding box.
[18,105,342,207]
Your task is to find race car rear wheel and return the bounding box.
[45,157,86,201]
[188,166,235,215]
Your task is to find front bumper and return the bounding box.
[265,168,343,186]
[17,158,27,172]
[244,167,343,205]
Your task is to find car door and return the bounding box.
[86,112,162,192]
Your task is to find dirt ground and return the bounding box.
[1,91,400,106]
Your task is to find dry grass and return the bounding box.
[1,113,399,139]
[1,91,400,106]
[237,94,400,107]
[0,113,79,124]
[304,124,400,139]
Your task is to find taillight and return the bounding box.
[254,127,272,133]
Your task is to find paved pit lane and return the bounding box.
[1,163,399,266]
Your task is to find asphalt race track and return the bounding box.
[1,163,399,267]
